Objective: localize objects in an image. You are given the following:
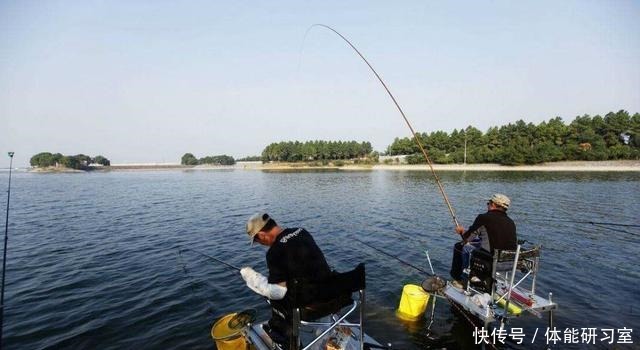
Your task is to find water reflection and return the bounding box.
[1,170,637,349]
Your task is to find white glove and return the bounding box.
[240,267,287,300]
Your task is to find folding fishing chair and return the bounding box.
[467,244,541,295]
[286,263,367,350]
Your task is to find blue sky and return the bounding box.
[1,1,638,166]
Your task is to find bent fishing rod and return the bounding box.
[1,151,15,348]
[309,24,460,229]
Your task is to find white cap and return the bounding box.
[246,213,271,244]
[489,193,511,209]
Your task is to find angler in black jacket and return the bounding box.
[450,194,517,284]
[241,213,331,348]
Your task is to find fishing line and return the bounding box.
[307,24,460,229]
[1,151,14,345]
[176,246,243,314]
[179,247,242,271]
[176,248,269,318]
[376,225,435,247]
[351,236,432,276]
[176,249,217,317]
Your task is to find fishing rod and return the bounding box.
[176,248,268,310]
[590,224,637,236]
[1,151,15,348]
[179,247,241,272]
[521,218,639,235]
[351,237,432,276]
[543,218,640,228]
[586,221,640,228]
[309,24,460,229]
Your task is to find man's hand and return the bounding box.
[239,266,287,300]
[240,267,256,281]
[455,225,465,234]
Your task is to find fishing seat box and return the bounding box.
[292,263,365,321]
[468,249,494,293]
[468,249,520,293]
[469,246,540,293]
[267,264,366,347]
[270,263,365,322]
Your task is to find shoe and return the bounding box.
[451,280,465,289]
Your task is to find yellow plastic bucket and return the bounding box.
[396,284,430,321]
[211,313,248,350]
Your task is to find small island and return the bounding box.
[30,152,111,172]
[180,153,236,166]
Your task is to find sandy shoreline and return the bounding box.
[253,160,640,172]
[369,160,640,172]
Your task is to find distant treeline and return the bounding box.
[30,152,111,169]
[237,156,262,162]
[261,141,374,162]
[181,153,236,166]
[387,110,640,165]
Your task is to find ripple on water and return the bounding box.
[0,170,638,349]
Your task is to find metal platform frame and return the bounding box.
[444,243,558,331]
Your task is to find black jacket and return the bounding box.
[462,210,517,252]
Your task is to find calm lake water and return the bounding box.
[1,169,638,349]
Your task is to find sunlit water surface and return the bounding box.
[1,170,638,349]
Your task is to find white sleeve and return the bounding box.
[240,267,287,300]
